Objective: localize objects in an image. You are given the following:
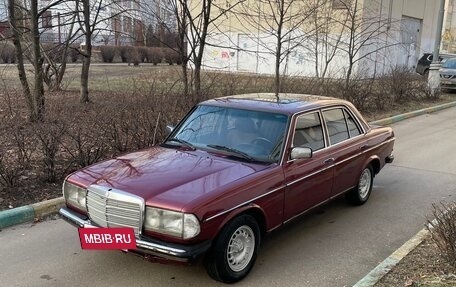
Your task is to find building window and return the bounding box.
[332,0,352,9]
[42,11,52,28]
[123,16,132,33]
[112,14,121,32]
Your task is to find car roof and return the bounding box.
[201,93,349,115]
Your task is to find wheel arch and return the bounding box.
[368,156,381,175]
[216,204,267,237]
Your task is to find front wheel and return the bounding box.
[346,165,373,205]
[204,214,260,283]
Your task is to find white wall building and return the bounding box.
[196,0,441,78]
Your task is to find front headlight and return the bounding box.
[63,181,87,212]
[144,207,200,239]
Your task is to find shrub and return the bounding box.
[62,123,108,169]
[163,48,180,65]
[0,42,16,64]
[118,46,129,63]
[0,123,34,188]
[380,66,419,104]
[146,47,163,65]
[138,47,148,63]
[34,121,67,183]
[427,202,456,267]
[100,45,116,63]
[0,151,21,188]
[69,45,81,63]
[126,46,140,66]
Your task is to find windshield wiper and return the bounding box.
[166,138,196,150]
[207,144,254,162]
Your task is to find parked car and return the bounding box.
[59,93,395,283]
[439,57,456,90]
[416,53,456,77]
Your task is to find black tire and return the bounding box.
[346,165,373,205]
[204,214,260,283]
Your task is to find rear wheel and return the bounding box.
[204,214,260,283]
[346,165,373,205]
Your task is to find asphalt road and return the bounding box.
[1,107,456,287]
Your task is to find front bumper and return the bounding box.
[59,207,211,263]
[440,78,456,89]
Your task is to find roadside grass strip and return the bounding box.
[370,101,456,126]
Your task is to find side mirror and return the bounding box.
[290,147,312,160]
[165,125,175,135]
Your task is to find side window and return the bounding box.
[292,112,325,151]
[323,108,349,145]
[344,110,361,137]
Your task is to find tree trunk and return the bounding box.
[274,50,281,98]
[178,8,189,97]
[30,0,45,121]
[80,50,91,103]
[80,0,91,103]
[181,61,189,97]
[8,0,36,121]
[193,63,201,101]
[274,1,284,100]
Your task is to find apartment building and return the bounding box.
[0,0,176,46]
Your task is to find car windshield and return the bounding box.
[165,105,289,163]
[442,58,456,69]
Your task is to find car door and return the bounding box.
[321,107,367,197]
[283,111,334,221]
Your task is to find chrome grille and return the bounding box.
[86,185,144,235]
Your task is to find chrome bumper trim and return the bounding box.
[59,207,210,261]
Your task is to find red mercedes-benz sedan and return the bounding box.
[60,93,395,283]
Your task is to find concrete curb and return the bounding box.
[370,101,456,126]
[353,229,429,287]
[0,197,64,229]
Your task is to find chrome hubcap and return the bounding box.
[227,225,255,272]
[358,168,372,199]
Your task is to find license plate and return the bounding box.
[78,227,137,250]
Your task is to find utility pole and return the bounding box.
[428,0,446,94]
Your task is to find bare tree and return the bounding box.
[172,0,245,100]
[307,0,347,79]
[42,12,78,91]
[74,0,135,103]
[236,0,318,97]
[75,0,92,103]
[8,0,35,120]
[153,0,190,96]
[8,0,77,120]
[29,0,45,120]
[334,0,397,89]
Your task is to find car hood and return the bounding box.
[67,146,269,211]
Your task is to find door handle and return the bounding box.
[360,144,369,150]
[324,158,334,165]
